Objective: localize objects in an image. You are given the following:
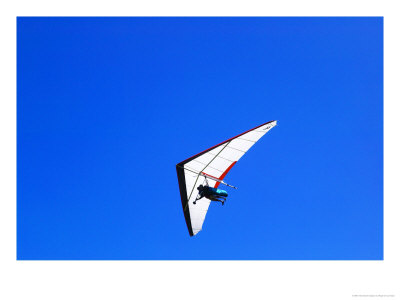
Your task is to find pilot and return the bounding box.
[195,185,227,205]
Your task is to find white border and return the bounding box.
[1,1,398,299]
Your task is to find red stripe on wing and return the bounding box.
[214,161,237,188]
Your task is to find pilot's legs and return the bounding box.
[194,194,226,206]
[210,196,226,206]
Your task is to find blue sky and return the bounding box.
[17,17,383,260]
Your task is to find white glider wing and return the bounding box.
[176,120,277,236]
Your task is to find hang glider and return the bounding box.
[176,120,277,236]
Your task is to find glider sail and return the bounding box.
[176,120,277,236]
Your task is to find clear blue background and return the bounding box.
[17,17,383,260]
